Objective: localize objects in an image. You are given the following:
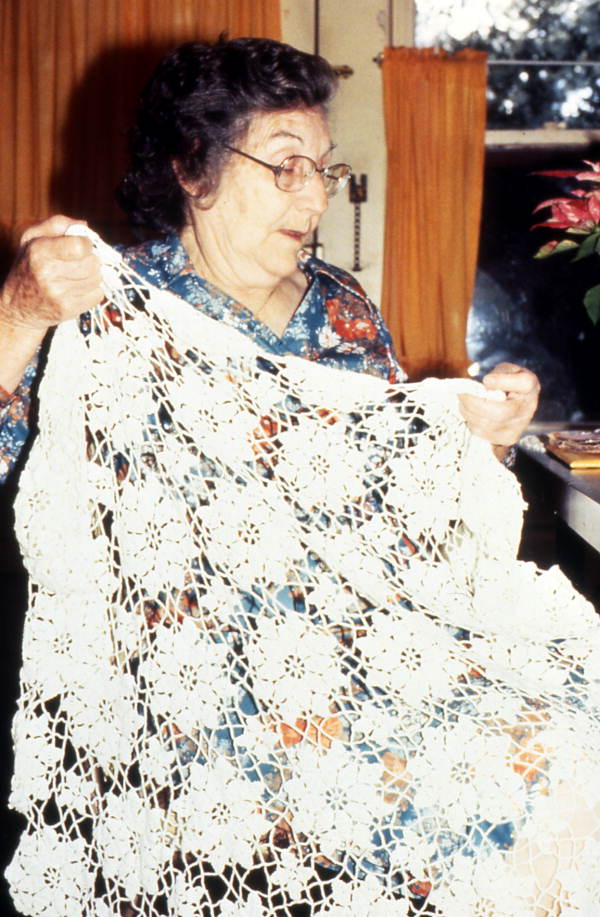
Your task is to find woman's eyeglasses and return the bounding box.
[223,145,352,197]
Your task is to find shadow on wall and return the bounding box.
[49,41,182,246]
[3,40,185,280]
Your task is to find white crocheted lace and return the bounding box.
[7,231,600,916]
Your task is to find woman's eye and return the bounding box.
[284,160,306,177]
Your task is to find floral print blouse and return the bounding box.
[0,235,403,483]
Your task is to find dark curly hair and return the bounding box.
[116,37,337,235]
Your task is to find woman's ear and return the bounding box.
[172,158,215,209]
[171,158,199,196]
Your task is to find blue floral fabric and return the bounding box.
[0,357,39,482]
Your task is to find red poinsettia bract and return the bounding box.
[532,160,600,322]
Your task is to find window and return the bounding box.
[410,0,600,418]
[414,0,600,130]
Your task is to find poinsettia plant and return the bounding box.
[532,160,600,323]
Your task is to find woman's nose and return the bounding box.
[297,171,329,215]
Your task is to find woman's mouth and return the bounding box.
[279,230,305,242]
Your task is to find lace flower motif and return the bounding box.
[323,875,408,917]
[399,559,469,622]
[245,613,345,719]
[556,837,600,912]
[5,826,90,917]
[275,420,366,513]
[20,592,113,699]
[351,701,422,753]
[15,456,114,597]
[385,445,461,539]
[284,743,390,854]
[472,561,597,642]
[195,581,245,629]
[238,713,280,758]
[358,400,410,446]
[95,791,170,898]
[269,850,315,901]
[306,576,358,625]
[173,758,268,872]
[358,612,463,705]
[168,365,258,462]
[469,634,567,694]
[54,767,97,816]
[139,616,231,732]
[167,875,212,917]
[280,351,385,410]
[431,849,526,917]
[62,666,142,768]
[200,478,304,582]
[9,710,62,812]
[386,826,439,883]
[412,722,527,831]
[87,332,154,448]
[112,474,194,594]
[309,525,390,604]
[138,733,178,786]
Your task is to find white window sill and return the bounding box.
[486,128,600,148]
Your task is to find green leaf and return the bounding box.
[573,230,600,260]
[534,239,578,259]
[583,284,600,323]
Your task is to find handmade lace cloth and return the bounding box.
[7,231,600,917]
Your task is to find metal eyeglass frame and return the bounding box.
[223,144,352,197]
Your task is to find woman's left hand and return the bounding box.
[458,362,540,449]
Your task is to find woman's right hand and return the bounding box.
[0,215,103,393]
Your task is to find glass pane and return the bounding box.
[466,148,600,420]
[415,0,600,128]
[487,63,600,129]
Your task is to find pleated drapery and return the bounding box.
[381,47,488,379]
[0,0,281,262]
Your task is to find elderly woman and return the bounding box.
[6,37,593,917]
[0,39,537,477]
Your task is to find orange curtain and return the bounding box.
[381,47,487,379]
[0,0,281,263]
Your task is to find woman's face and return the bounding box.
[184,107,333,294]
